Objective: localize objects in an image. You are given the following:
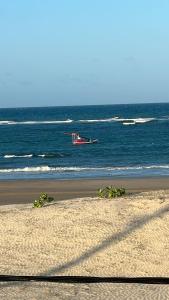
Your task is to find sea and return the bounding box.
[1,103,169,180]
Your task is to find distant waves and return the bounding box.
[1,103,169,180]
[3,152,68,159]
[0,119,73,125]
[2,116,169,126]
[0,117,160,126]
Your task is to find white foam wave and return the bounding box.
[115,117,155,124]
[0,166,89,173]
[0,166,51,173]
[78,118,118,123]
[0,117,158,125]
[78,117,155,124]
[4,154,33,158]
[3,153,65,159]
[20,119,73,124]
[0,121,16,125]
[106,165,169,170]
[123,122,136,125]
[0,165,169,173]
[0,119,73,125]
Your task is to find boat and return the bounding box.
[65,132,98,145]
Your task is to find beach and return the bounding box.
[1,177,169,205]
[1,178,169,299]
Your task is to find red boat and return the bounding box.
[65,133,98,145]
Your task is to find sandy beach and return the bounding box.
[1,178,169,299]
[1,176,169,205]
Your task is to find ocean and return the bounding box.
[0,103,169,180]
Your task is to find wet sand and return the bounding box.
[1,176,169,205]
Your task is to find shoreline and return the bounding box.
[1,176,169,206]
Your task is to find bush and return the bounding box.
[98,186,125,199]
[33,193,54,208]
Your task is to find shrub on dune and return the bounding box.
[98,186,125,199]
[33,193,54,208]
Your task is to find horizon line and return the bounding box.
[1,101,169,110]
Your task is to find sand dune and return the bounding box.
[1,190,169,299]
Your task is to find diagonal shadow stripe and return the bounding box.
[1,203,169,289]
[42,204,169,276]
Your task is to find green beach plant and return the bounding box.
[33,193,54,208]
[98,186,125,199]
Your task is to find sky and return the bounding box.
[0,0,169,108]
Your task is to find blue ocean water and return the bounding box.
[1,103,169,180]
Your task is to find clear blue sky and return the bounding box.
[0,0,169,108]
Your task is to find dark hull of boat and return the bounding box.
[73,139,98,145]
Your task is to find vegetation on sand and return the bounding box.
[33,193,54,208]
[98,186,125,199]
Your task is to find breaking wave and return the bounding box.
[1,116,168,126]
[0,117,156,125]
[114,117,155,124]
[78,117,119,123]
[3,153,67,159]
[0,121,16,125]
[0,166,88,173]
[0,119,73,125]
[0,165,169,173]
[78,117,155,123]
[4,154,33,158]
[3,116,169,127]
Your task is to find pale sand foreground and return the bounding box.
[1,190,169,299]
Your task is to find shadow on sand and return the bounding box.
[1,202,169,289]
